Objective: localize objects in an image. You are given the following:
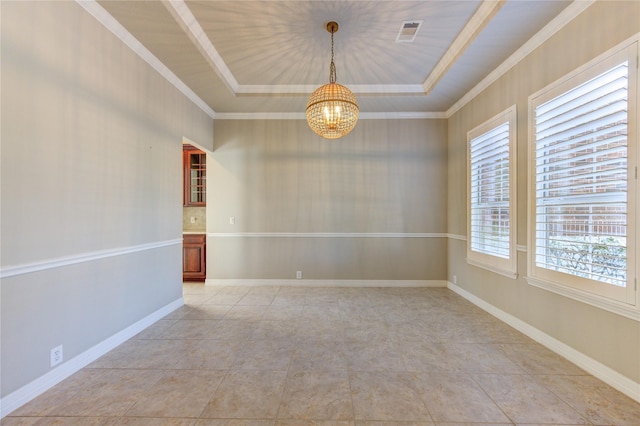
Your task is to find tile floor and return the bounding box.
[5,285,640,425]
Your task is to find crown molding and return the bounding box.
[445,0,595,118]
[207,232,449,238]
[423,0,505,95]
[236,84,426,95]
[213,111,445,120]
[161,0,239,94]
[76,0,216,119]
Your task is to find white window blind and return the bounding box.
[467,106,517,277]
[470,122,511,258]
[534,61,629,288]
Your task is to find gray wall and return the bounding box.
[447,0,640,383]
[1,1,213,397]
[207,119,448,281]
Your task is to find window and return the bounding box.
[528,40,637,311]
[467,106,517,277]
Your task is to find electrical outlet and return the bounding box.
[296,271,302,279]
[190,216,196,224]
[50,345,63,367]
[453,275,457,284]
[229,216,235,225]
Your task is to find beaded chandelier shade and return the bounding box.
[306,21,359,139]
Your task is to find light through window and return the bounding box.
[467,106,517,277]
[534,62,628,288]
[528,41,638,310]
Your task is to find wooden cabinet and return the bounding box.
[183,234,206,281]
[183,145,206,206]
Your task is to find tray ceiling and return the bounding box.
[92,0,575,118]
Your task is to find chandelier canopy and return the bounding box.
[306,21,359,139]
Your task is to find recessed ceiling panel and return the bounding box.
[186,0,482,86]
[95,0,576,115]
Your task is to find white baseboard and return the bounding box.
[447,282,640,403]
[0,298,184,418]
[205,279,447,288]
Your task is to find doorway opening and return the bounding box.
[182,138,208,282]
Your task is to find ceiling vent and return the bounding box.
[396,20,423,43]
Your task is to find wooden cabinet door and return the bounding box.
[183,234,206,281]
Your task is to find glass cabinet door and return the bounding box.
[183,145,206,206]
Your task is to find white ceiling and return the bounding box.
[94,0,574,118]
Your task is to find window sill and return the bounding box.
[525,275,639,322]
[465,258,518,279]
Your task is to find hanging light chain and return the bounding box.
[329,26,336,84]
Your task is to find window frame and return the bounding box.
[466,105,518,278]
[527,37,638,319]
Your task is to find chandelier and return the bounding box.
[306,21,359,139]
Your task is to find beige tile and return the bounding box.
[390,322,435,342]
[132,319,178,340]
[238,293,276,306]
[272,294,306,306]
[200,370,287,419]
[344,321,395,344]
[183,304,233,320]
[89,340,196,369]
[289,339,349,372]
[345,340,407,372]
[163,305,195,320]
[277,421,354,426]
[305,291,340,305]
[118,418,197,425]
[468,319,531,344]
[400,341,462,372]
[297,320,346,342]
[205,319,256,341]
[215,287,251,296]
[276,287,307,296]
[498,343,586,376]
[45,369,165,417]
[197,421,274,426]
[249,320,300,341]
[10,286,636,426]
[426,322,485,343]
[247,286,280,296]
[302,304,342,321]
[225,305,268,320]
[0,418,40,426]
[209,293,246,305]
[355,422,433,426]
[412,372,510,423]
[184,294,215,305]
[538,374,640,425]
[262,304,305,321]
[340,306,384,322]
[349,371,431,421]
[474,374,587,424]
[174,338,245,370]
[156,320,220,340]
[125,370,225,418]
[182,283,219,295]
[447,343,524,374]
[3,418,119,425]
[10,369,105,416]
[278,370,353,420]
[232,339,295,370]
